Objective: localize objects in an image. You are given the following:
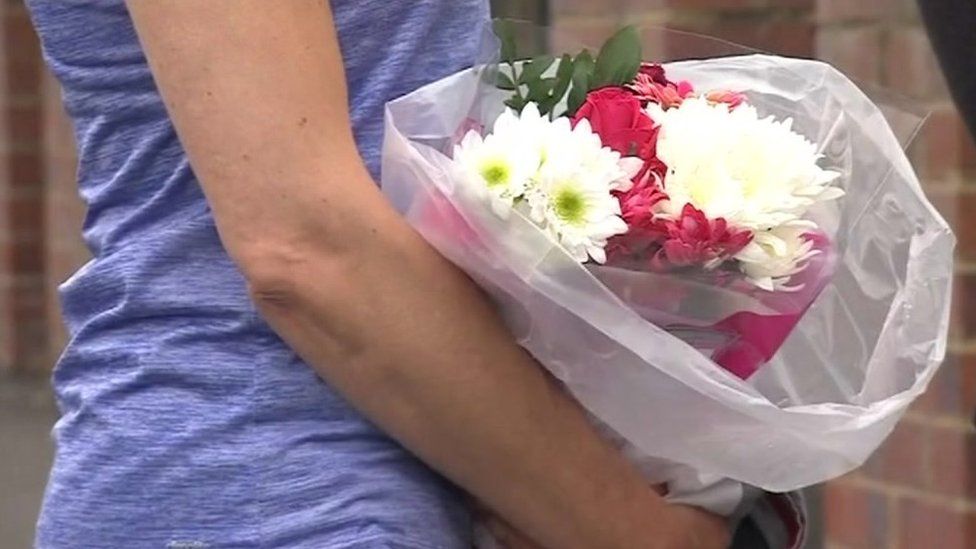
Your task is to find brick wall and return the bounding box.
[0,0,47,375]
[40,67,84,371]
[0,0,12,373]
[0,1,85,375]
[548,0,815,57]
[3,0,975,546]
[813,2,976,548]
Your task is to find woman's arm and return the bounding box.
[124,2,726,548]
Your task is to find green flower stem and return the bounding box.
[507,59,525,105]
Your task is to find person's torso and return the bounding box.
[26,1,489,547]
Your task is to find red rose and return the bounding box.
[572,87,657,159]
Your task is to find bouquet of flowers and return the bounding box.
[455,28,849,381]
[380,21,954,533]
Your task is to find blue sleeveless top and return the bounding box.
[26,2,489,547]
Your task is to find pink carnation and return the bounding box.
[606,169,669,261]
[705,89,748,109]
[618,171,667,230]
[647,204,753,270]
[627,63,695,109]
[637,63,670,85]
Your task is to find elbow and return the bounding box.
[243,258,300,311]
[233,233,343,311]
[236,239,307,311]
[233,232,387,375]
[232,224,382,315]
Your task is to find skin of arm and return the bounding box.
[124,2,728,548]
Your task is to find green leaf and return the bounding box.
[525,77,555,105]
[518,55,556,84]
[574,49,595,83]
[492,19,518,64]
[548,54,575,114]
[494,71,516,91]
[504,96,526,112]
[592,26,642,87]
[567,49,595,116]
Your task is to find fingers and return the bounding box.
[670,505,732,549]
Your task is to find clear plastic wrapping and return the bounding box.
[380,30,954,494]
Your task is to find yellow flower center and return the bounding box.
[480,160,510,188]
[553,186,587,225]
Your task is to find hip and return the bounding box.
[40,340,469,548]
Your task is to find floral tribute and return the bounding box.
[453,25,842,292]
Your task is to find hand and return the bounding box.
[665,505,730,549]
[479,502,730,549]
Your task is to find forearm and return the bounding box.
[247,188,687,549]
[123,2,717,546]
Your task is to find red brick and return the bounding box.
[11,272,45,293]
[921,184,959,228]
[3,6,42,61]
[883,26,948,100]
[912,108,976,181]
[823,481,890,549]
[816,0,886,23]
[547,0,608,17]
[9,245,44,272]
[666,0,815,10]
[915,352,976,419]
[919,109,961,179]
[656,25,756,61]
[9,190,43,235]
[11,288,45,318]
[863,421,929,488]
[665,0,763,10]
[667,19,815,58]
[42,73,87,364]
[815,26,882,84]
[955,191,976,261]
[929,427,975,497]
[619,0,670,11]
[963,142,976,177]
[899,498,976,549]
[550,0,667,17]
[6,104,41,144]
[933,109,976,174]
[549,21,621,54]
[6,54,42,97]
[925,185,976,261]
[775,0,814,8]
[894,0,922,22]
[7,151,42,186]
[493,0,552,21]
[956,273,976,341]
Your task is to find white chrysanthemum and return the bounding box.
[492,102,548,152]
[454,102,633,263]
[527,170,628,264]
[453,114,541,216]
[647,97,843,230]
[735,224,820,291]
[538,117,636,192]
